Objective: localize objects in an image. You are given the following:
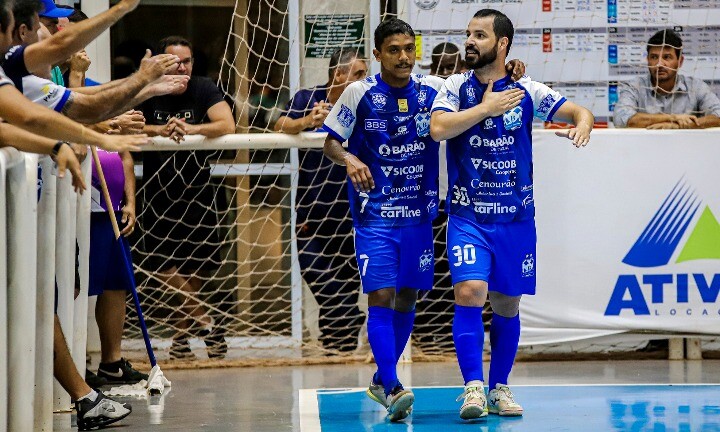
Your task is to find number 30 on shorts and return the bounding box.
[451,244,476,267]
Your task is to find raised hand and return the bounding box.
[505,59,525,82]
[99,133,149,152]
[481,79,525,117]
[146,74,189,97]
[110,110,146,135]
[70,50,91,73]
[139,50,180,81]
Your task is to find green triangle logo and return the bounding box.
[676,206,720,263]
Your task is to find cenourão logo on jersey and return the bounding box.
[605,179,720,316]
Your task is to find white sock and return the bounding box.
[466,380,484,388]
[78,389,98,402]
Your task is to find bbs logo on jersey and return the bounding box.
[371,93,387,109]
[365,119,387,131]
[503,106,523,131]
[414,0,439,10]
[415,112,431,137]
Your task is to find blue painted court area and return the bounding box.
[301,385,720,432]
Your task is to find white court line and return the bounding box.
[299,389,321,432]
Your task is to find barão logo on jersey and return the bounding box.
[378,141,426,157]
[605,180,720,317]
[380,205,422,218]
[469,134,515,149]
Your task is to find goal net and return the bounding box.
[123,0,720,366]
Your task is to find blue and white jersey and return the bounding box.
[432,73,566,224]
[323,73,444,227]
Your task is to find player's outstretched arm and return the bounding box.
[323,135,374,192]
[552,101,594,147]
[0,122,86,192]
[23,0,141,76]
[0,85,147,153]
[430,79,524,141]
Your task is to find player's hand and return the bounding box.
[117,0,141,13]
[54,144,86,193]
[670,114,698,129]
[505,59,525,82]
[344,153,374,192]
[555,123,592,147]
[70,50,91,73]
[146,74,189,97]
[139,50,181,81]
[71,143,88,162]
[305,102,332,130]
[647,121,680,130]
[99,134,149,152]
[110,110,146,135]
[481,79,525,117]
[120,203,136,236]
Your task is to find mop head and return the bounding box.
[146,364,172,395]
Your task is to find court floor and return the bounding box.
[53,359,720,431]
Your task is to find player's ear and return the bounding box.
[372,48,381,62]
[499,37,509,55]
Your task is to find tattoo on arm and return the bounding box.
[61,92,75,115]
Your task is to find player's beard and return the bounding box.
[465,45,498,70]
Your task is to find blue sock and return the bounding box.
[367,306,397,395]
[453,304,485,384]
[393,309,415,365]
[489,313,521,390]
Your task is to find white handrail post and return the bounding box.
[35,157,58,431]
[0,148,15,432]
[53,170,77,412]
[7,153,38,432]
[73,157,91,379]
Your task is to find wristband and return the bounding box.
[51,141,69,158]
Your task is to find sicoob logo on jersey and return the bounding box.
[503,106,523,131]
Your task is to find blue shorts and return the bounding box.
[354,222,434,293]
[447,215,536,296]
[89,212,134,296]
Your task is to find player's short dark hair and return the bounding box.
[13,0,43,35]
[374,18,415,51]
[158,35,193,55]
[328,47,360,80]
[0,0,12,35]
[473,9,514,55]
[647,29,682,58]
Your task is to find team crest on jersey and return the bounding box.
[418,90,428,106]
[337,104,355,127]
[484,118,495,129]
[537,94,558,117]
[415,112,431,137]
[522,254,535,277]
[419,249,434,272]
[371,93,387,109]
[503,106,523,131]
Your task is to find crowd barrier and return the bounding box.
[1,129,717,430]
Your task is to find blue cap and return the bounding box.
[39,0,74,18]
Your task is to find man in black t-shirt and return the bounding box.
[140,36,234,360]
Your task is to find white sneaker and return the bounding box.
[488,383,524,416]
[386,384,414,422]
[366,380,412,422]
[456,383,488,420]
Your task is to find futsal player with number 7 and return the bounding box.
[322,19,444,421]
